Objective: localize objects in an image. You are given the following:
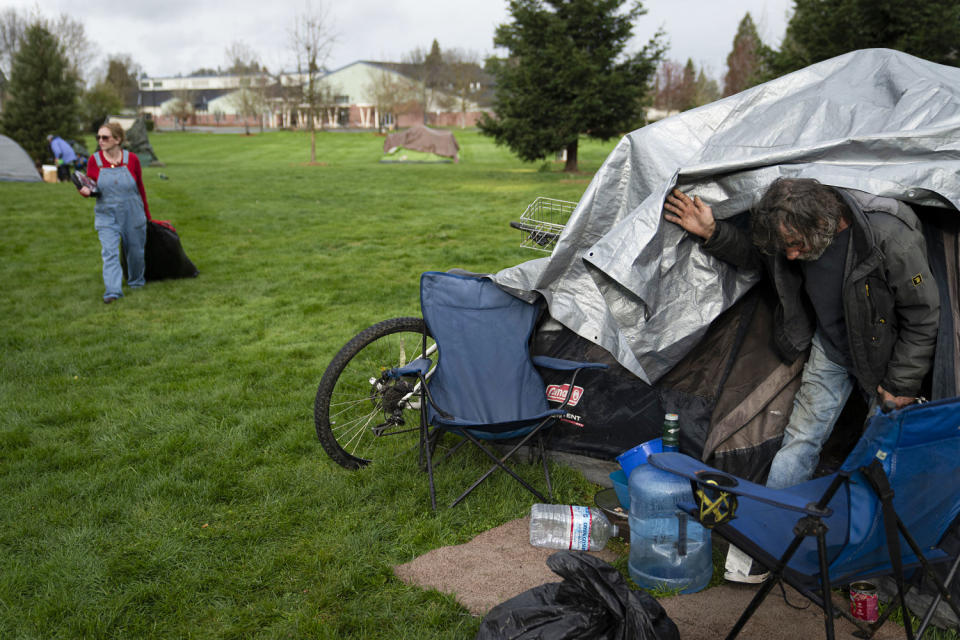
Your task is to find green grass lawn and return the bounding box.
[0,129,617,638]
[3,129,954,639]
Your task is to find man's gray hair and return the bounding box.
[751,178,850,258]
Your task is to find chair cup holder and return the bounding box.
[693,471,739,527]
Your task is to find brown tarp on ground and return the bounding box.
[383,125,459,160]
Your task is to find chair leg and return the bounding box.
[538,432,553,501]
[420,401,437,512]
[916,551,960,639]
[815,526,837,640]
[439,436,468,464]
[449,427,549,508]
[725,517,825,640]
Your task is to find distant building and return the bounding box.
[138,60,493,130]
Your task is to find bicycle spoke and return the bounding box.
[315,318,433,469]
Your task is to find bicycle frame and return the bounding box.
[369,342,438,436]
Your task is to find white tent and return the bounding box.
[0,134,40,182]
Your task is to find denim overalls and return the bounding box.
[93,151,146,300]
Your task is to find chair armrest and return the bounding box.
[531,355,609,372]
[386,357,431,378]
[649,452,833,517]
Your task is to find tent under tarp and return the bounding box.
[383,124,459,161]
[105,115,162,166]
[493,48,960,479]
[0,134,40,182]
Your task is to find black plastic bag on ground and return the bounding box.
[475,551,679,640]
[144,220,198,281]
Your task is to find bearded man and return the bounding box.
[664,178,940,582]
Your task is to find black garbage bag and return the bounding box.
[144,220,198,281]
[475,552,680,640]
[121,220,199,282]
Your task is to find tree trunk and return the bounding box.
[564,139,579,173]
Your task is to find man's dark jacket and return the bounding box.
[702,188,940,398]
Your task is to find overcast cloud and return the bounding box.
[6,0,792,81]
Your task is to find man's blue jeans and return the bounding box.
[765,333,854,490]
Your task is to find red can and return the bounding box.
[850,581,879,623]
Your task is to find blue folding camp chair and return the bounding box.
[649,396,960,640]
[389,271,607,509]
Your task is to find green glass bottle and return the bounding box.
[662,412,679,452]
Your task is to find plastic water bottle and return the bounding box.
[627,413,712,593]
[529,504,619,551]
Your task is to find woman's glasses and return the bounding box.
[96,135,113,140]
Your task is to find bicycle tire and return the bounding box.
[314,317,433,470]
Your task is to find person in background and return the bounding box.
[77,122,152,304]
[47,134,77,182]
[664,178,939,582]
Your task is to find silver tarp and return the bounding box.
[494,48,960,384]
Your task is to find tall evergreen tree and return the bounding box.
[424,39,444,91]
[480,0,665,172]
[1,23,78,163]
[680,59,697,111]
[694,68,720,106]
[766,0,960,76]
[723,13,766,96]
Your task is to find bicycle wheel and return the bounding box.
[315,317,434,469]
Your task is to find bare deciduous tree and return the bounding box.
[225,40,263,75]
[443,48,484,128]
[164,89,195,130]
[400,43,449,125]
[225,41,268,134]
[289,2,336,163]
[653,58,718,112]
[47,14,93,85]
[0,7,27,78]
[1,9,91,85]
[229,76,259,134]
[652,60,688,111]
[365,66,410,132]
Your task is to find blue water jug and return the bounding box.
[628,462,712,593]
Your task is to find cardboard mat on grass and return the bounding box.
[394,517,905,639]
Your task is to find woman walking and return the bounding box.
[78,122,152,303]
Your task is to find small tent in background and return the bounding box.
[105,115,163,166]
[382,124,459,163]
[0,134,40,182]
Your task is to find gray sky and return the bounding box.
[7,0,793,81]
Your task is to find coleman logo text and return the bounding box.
[545,384,584,406]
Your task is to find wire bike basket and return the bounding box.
[510,197,576,253]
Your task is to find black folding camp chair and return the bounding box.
[650,396,960,640]
[389,271,607,509]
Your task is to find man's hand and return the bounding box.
[79,186,91,197]
[663,189,717,240]
[877,385,914,410]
